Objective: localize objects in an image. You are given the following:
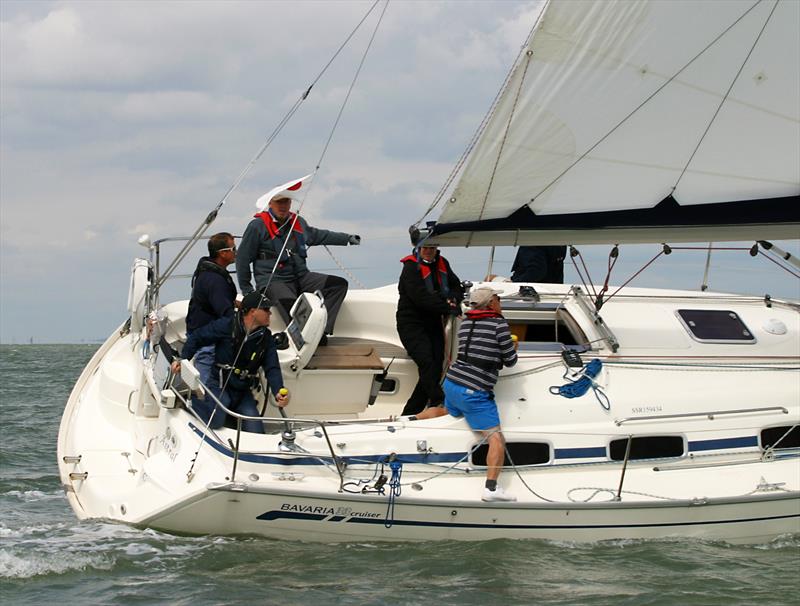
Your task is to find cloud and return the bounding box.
[1,0,796,343]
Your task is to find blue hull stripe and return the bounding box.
[689,436,758,452]
[555,447,607,459]
[189,424,763,466]
[258,510,799,530]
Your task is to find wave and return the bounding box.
[0,549,113,579]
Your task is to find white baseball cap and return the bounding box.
[255,173,313,211]
[468,286,502,308]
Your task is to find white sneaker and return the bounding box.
[482,486,517,502]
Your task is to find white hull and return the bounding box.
[58,282,800,544]
[147,486,799,544]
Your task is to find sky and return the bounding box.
[1,0,798,344]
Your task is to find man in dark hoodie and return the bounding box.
[396,244,463,416]
[186,232,238,385]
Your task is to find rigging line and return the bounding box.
[569,247,598,300]
[323,245,367,289]
[412,2,547,228]
[758,250,800,279]
[314,0,390,173]
[526,0,766,208]
[673,0,779,192]
[155,0,383,290]
[260,0,388,297]
[605,250,665,302]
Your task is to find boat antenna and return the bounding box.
[154,0,385,292]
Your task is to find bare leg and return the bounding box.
[482,428,505,481]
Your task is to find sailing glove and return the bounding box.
[348,234,361,245]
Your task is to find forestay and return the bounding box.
[428,0,800,246]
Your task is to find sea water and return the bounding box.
[1,345,798,605]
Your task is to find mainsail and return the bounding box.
[427,0,799,246]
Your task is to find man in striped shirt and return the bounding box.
[417,286,518,501]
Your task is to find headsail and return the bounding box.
[427,0,799,246]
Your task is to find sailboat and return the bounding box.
[58,0,799,543]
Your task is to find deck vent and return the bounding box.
[609,436,684,461]
[760,425,800,450]
[676,309,756,344]
[470,442,550,467]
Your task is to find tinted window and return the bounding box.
[471,442,550,466]
[609,436,684,460]
[379,378,397,393]
[761,425,800,450]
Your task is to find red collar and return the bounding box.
[255,211,304,239]
[465,309,503,320]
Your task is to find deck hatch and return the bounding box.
[675,309,756,344]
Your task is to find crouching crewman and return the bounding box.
[171,290,290,433]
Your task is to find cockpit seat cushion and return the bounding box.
[305,345,384,370]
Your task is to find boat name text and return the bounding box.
[280,503,381,519]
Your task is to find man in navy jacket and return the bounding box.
[172,290,289,433]
[186,232,238,385]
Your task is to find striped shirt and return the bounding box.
[446,315,517,392]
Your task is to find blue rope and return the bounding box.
[549,359,610,410]
[384,459,403,528]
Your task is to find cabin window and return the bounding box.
[608,436,684,461]
[503,302,587,349]
[760,425,800,450]
[676,310,756,344]
[511,320,581,346]
[471,442,550,467]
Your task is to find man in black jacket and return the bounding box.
[510,245,567,284]
[186,232,238,385]
[396,244,463,416]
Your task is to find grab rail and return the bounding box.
[169,376,397,490]
[615,406,789,426]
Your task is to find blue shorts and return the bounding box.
[443,378,500,431]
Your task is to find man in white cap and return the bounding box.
[236,175,360,342]
[417,286,518,501]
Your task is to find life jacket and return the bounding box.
[400,253,450,297]
[457,309,504,371]
[254,211,307,266]
[216,311,272,387]
[188,257,237,320]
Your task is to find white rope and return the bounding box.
[323,245,367,289]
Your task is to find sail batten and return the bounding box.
[429,0,799,246]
